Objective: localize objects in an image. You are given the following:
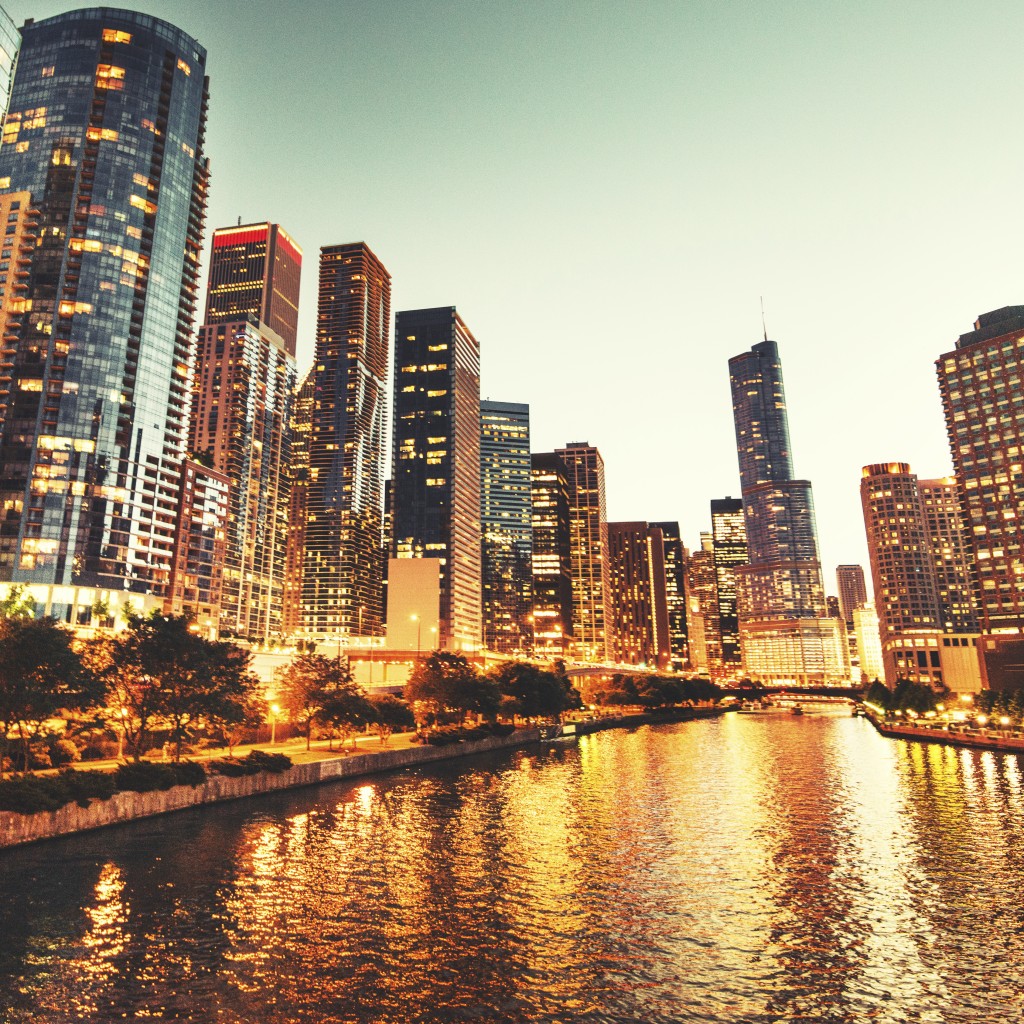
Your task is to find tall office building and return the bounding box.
[203,222,301,356]
[282,369,313,636]
[652,521,689,670]
[685,532,718,674]
[728,340,846,683]
[0,9,18,123]
[480,401,531,654]
[853,601,885,684]
[919,477,977,634]
[189,316,295,639]
[531,452,573,657]
[860,462,979,689]
[836,565,867,627]
[556,442,612,662]
[607,521,671,669]
[710,497,747,674]
[303,243,391,640]
[391,306,481,651]
[0,11,209,622]
[937,308,1024,635]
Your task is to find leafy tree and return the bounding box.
[0,584,37,621]
[0,617,99,774]
[320,667,375,751]
[489,661,581,721]
[275,653,336,749]
[367,693,415,744]
[95,614,256,761]
[404,651,487,726]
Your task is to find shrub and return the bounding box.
[50,739,81,767]
[172,760,208,787]
[79,739,119,761]
[114,761,178,793]
[27,747,52,771]
[0,774,69,813]
[59,769,116,807]
[209,749,292,777]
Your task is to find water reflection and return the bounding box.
[3,715,1024,1021]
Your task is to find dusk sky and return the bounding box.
[7,0,1023,588]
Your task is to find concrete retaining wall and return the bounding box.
[0,729,541,850]
[866,712,1024,755]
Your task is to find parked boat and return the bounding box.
[791,703,804,716]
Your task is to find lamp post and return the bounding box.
[411,614,421,659]
[270,703,281,744]
[117,707,128,761]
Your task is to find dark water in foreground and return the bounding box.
[2,712,1024,1023]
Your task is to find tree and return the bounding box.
[320,669,375,751]
[275,654,335,749]
[0,584,36,621]
[0,617,99,774]
[367,693,415,744]
[404,651,487,726]
[96,614,256,761]
[489,661,582,721]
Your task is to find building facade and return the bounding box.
[189,317,295,639]
[652,521,689,671]
[203,222,301,356]
[0,10,209,623]
[728,340,846,683]
[607,521,670,669]
[555,442,612,662]
[530,452,572,657]
[480,400,531,654]
[391,306,481,651]
[860,461,979,689]
[282,369,313,636]
[304,243,391,641]
[836,565,867,627]
[710,496,747,676]
[685,532,718,675]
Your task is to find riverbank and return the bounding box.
[865,709,1024,755]
[0,706,723,850]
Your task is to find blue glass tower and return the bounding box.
[0,9,209,620]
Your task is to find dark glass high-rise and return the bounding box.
[0,10,209,624]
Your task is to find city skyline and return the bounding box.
[3,0,1023,581]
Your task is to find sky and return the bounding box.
[6,0,1024,590]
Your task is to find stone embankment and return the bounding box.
[0,706,724,850]
[865,710,1024,755]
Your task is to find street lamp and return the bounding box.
[270,703,281,744]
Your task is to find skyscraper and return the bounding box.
[189,317,295,640]
[304,243,391,640]
[282,369,313,637]
[0,10,209,623]
[607,521,670,669]
[531,452,573,657]
[652,521,689,670]
[728,340,846,683]
[391,306,481,651]
[710,497,747,674]
[937,308,1024,635]
[860,462,979,689]
[556,442,612,662]
[685,532,718,675]
[836,565,867,627]
[203,222,301,357]
[480,401,531,654]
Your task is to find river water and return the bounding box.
[2,711,1024,1023]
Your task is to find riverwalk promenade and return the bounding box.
[866,708,1024,756]
[1,706,723,850]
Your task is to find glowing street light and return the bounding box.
[270,703,281,744]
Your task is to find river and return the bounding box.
[2,710,1024,1023]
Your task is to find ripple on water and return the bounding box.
[3,715,1024,1022]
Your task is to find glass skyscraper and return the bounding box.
[0,10,209,622]
[304,242,391,640]
[728,340,846,683]
[391,306,481,652]
[480,400,531,654]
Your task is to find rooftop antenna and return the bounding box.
[237,216,241,226]
[760,296,768,342]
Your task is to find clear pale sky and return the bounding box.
[7,0,1023,593]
